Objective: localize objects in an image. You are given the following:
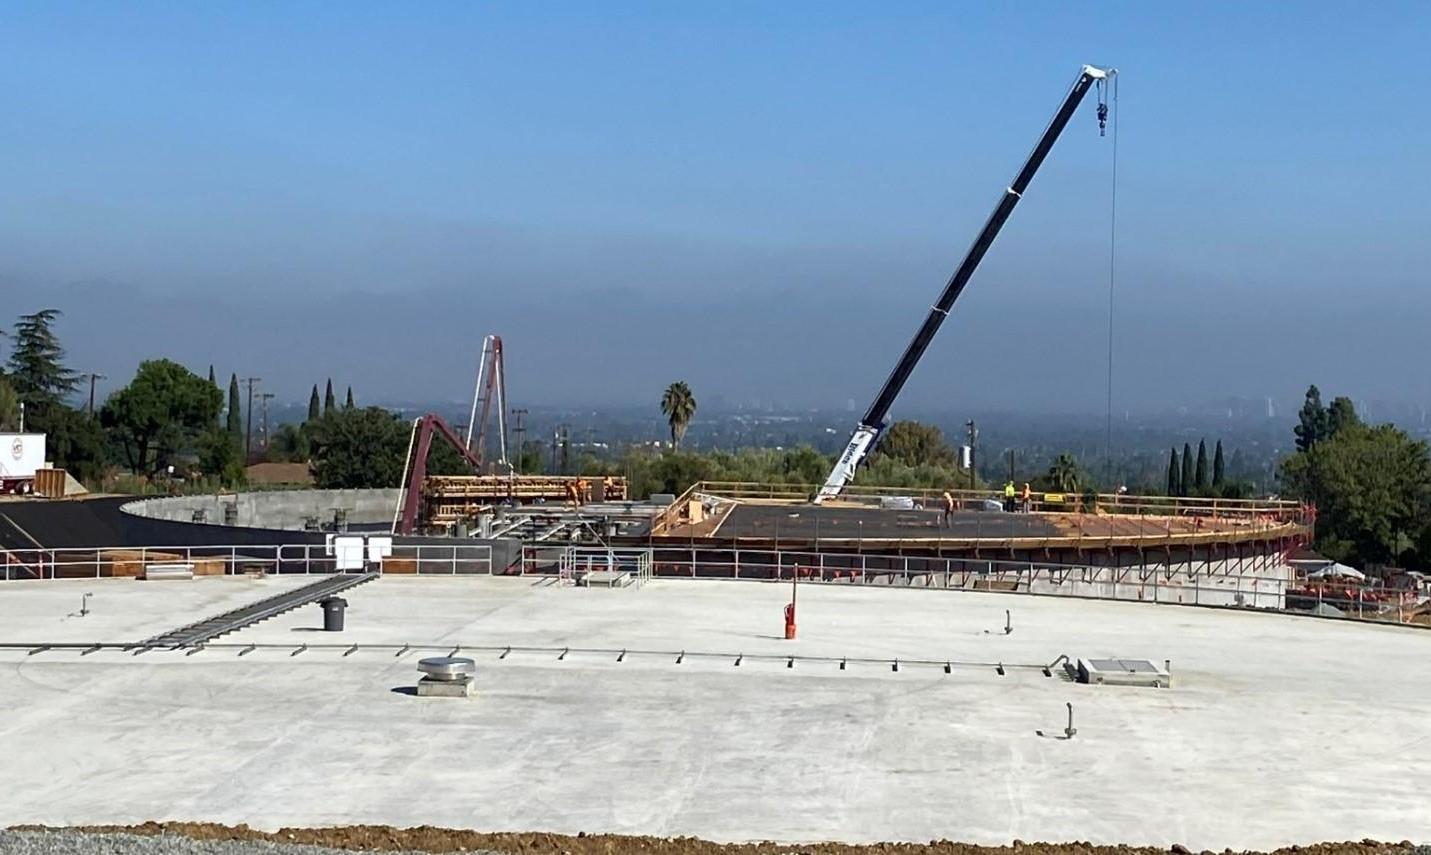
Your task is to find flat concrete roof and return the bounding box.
[1,575,1428,849]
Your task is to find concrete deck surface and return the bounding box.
[0,575,1428,848]
[0,574,317,642]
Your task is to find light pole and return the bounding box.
[966,419,978,491]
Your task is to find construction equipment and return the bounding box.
[464,334,510,472]
[816,64,1116,503]
[394,413,486,535]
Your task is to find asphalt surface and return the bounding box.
[0,496,128,551]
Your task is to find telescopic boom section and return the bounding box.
[815,64,1114,503]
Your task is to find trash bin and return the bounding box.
[320,596,347,632]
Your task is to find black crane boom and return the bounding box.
[817,64,1114,503]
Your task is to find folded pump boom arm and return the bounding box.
[815,64,1114,503]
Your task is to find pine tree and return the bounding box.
[1212,440,1225,487]
[227,374,242,438]
[344,386,354,409]
[1180,443,1193,497]
[307,385,321,423]
[324,379,336,415]
[1167,448,1180,496]
[1193,440,1208,494]
[6,309,78,419]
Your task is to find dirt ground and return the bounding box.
[10,823,1420,855]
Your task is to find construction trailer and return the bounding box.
[1,433,46,494]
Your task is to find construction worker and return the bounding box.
[941,491,955,528]
[1021,482,1033,513]
[1004,480,1016,512]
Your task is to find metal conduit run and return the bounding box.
[5,639,1072,675]
[134,571,379,651]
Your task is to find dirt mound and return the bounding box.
[8,823,1419,855]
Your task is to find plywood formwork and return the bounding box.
[645,482,1313,563]
[420,474,628,531]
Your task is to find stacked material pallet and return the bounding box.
[45,550,227,579]
[421,474,628,530]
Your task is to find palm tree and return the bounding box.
[660,381,697,450]
[1047,452,1081,494]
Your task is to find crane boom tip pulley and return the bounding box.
[815,64,1116,504]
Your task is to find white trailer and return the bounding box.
[0,433,46,494]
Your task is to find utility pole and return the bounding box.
[257,392,276,452]
[80,373,107,417]
[243,377,262,459]
[511,409,528,474]
[965,419,977,490]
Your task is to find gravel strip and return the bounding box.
[0,830,496,855]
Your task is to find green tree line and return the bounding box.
[1280,384,1431,571]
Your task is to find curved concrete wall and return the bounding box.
[121,489,401,532]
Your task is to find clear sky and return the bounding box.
[4,2,1429,415]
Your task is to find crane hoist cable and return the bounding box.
[1101,71,1120,483]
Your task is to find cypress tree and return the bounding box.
[307,385,321,423]
[344,386,354,409]
[208,366,219,425]
[1193,439,1208,494]
[226,374,242,438]
[324,379,336,415]
[1180,443,1193,497]
[1167,448,1180,496]
[1294,384,1328,453]
[1212,440,1225,487]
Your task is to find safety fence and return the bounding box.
[691,481,1304,517]
[519,543,1428,622]
[649,481,1312,542]
[1,542,493,580]
[555,546,654,588]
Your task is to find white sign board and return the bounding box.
[366,536,393,563]
[333,536,366,571]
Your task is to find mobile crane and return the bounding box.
[815,64,1116,503]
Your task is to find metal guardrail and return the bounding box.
[694,481,1306,521]
[0,640,1076,674]
[520,544,1429,624]
[1,542,494,581]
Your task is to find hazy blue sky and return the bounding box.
[3,2,1429,414]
